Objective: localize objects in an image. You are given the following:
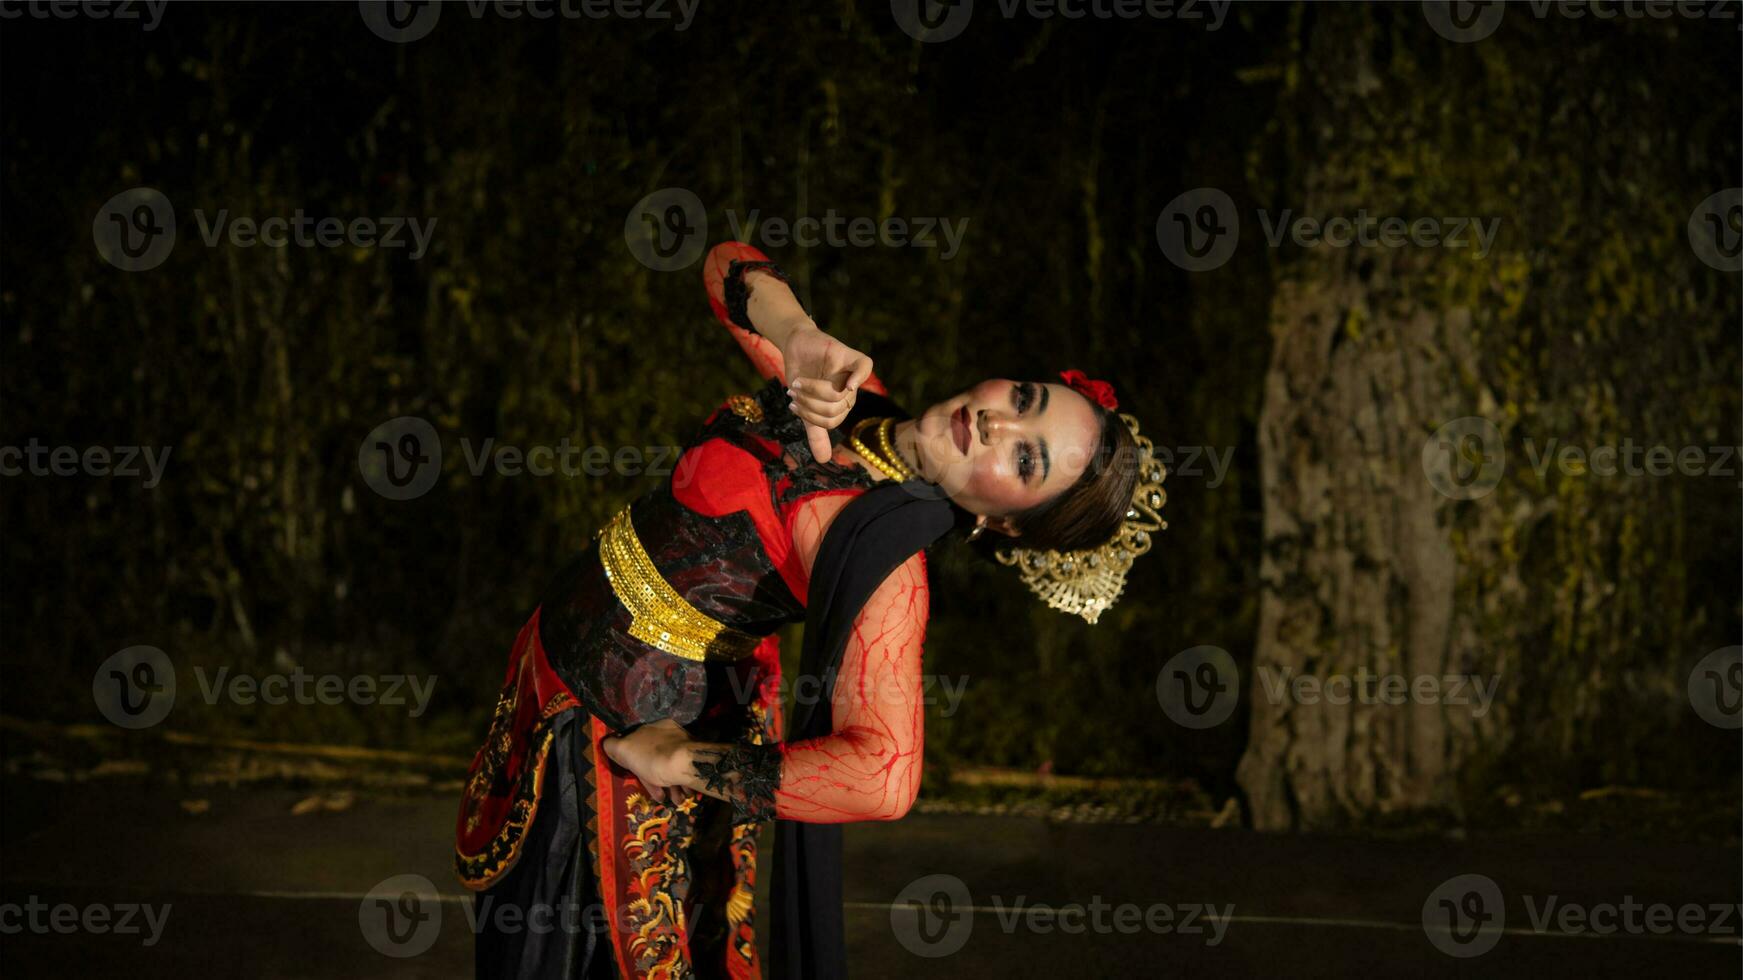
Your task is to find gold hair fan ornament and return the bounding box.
[994,371,1168,625]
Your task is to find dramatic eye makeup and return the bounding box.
[1009,382,1052,485]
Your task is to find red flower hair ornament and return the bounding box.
[1058,369,1118,411]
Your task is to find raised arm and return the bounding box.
[701,241,889,396]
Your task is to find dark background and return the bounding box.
[1,1,1738,839]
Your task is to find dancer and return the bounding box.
[455,241,1167,979]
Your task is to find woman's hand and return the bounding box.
[778,321,875,462]
[601,719,696,805]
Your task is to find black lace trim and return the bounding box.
[690,377,878,512]
[693,739,782,825]
[723,259,795,335]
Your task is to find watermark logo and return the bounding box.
[1520,437,1743,484]
[359,416,443,501]
[1256,666,1501,718]
[891,0,975,42]
[0,0,167,30]
[92,645,176,730]
[892,0,1228,42]
[722,670,970,717]
[358,0,441,42]
[1422,416,1505,500]
[1156,188,1238,272]
[1688,645,1742,730]
[891,874,1233,954]
[891,873,975,957]
[192,666,437,718]
[360,874,443,958]
[1422,1,1505,42]
[1158,192,1500,271]
[625,188,970,270]
[1422,873,1504,957]
[93,647,437,726]
[1428,1,1743,43]
[625,187,709,272]
[1,440,172,488]
[0,897,171,946]
[1425,872,1743,955]
[625,654,709,726]
[1156,645,1239,729]
[1689,188,1742,272]
[94,188,438,270]
[361,0,700,43]
[93,187,176,272]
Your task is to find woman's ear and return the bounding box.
[986,516,1022,538]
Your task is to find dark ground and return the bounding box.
[1,776,1736,978]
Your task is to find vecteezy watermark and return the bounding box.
[360,873,699,957]
[1521,437,1743,485]
[1422,873,1506,957]
[623,187,969,271]
[191,666,437,718]
[1422,416,1506,500]
[357,416,710,501]
[0,440,172,488]
[360,874,444,958]
[1257,666,1501,719]
[92,646,177,730]
[633,664,970,727]
[1422,873,1743,958]
[93,188,437,272]
[0,897,171,947]
[1689,188,1742,272]
[93,647,437,728]
[0,0,166,29]
[1152,445,1233,488]
[724,672,971,717]
[890,0,1230,44]
[890,873,1232,958]
[1688,646,1741,729]
[1156,645,1240,729]
[359,0,700,44]
[1156,189,1501,271]
[1423,0,1742,44]
[1159,648,1499,729]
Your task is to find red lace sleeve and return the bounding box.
[701,241,889,396]
[772,493,928,822]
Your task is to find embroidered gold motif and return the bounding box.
[725,393,763,423]
[455,724,555,890]
[596,505,761,663]
[455,689,577,890]
[462,680,518,833]
[623,792,699,977]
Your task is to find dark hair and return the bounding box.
[961,401,1142,554]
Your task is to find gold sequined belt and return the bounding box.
[594,505,761,663]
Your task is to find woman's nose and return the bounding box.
[979,411,1019,444]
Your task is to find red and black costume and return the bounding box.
[455,243,955,979]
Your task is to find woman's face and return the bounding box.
[908,379,1102,524]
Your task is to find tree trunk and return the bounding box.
[1236,5,1737,830]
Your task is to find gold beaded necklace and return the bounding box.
[849,417,916,482]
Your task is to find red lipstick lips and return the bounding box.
[951,405,971,455]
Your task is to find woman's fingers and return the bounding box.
[789,383,853,427]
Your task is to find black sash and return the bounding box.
[769,398,956,979]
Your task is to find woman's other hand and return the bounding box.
[779,322,874,463]
[601,718,696,805]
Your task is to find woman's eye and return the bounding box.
[1017,443,1034,481]
[1015,383,1035,413]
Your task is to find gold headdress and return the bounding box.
[993,404,1168,625]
